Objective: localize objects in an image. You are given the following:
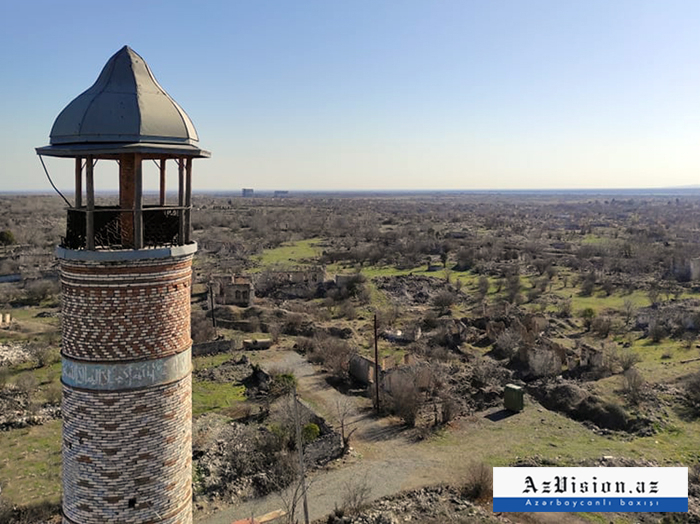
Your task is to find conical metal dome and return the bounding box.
[37,46,209,158]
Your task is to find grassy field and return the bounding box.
[192,382,247,417]
[0,419,62,506]
[250,239,324,272]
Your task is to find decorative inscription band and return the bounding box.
[62,347,191,391]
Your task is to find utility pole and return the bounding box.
[208,282,217,330]
[292,385,310,524]
[374,313,380,414]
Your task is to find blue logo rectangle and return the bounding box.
[494,497,688,512]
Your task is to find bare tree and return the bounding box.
[335,397,357,450]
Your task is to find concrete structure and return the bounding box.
[37,46,209,524]
[210,274,253,307]
[242,188,254,197]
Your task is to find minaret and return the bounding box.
[36,46,209,524]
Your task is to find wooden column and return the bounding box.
[185,158,192,244]
[74,158,82,208]
[86,156,95,250]
[159,158,166,206]
[178,158,185,245]
[134,154,143,249]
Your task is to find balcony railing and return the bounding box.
[62,206,187,250]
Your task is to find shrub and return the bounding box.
[44,382,62,405]
[422,310,439,330]
[269,369,297,398]
[579,307,596,330]
[341,477,372,515]
[432,290,457,312]
[649,319,665,343]
[24,279,59,305]
[14,373,38,395]
[528,349,560,380]
[618,348,642,371]
[389,373,421,426]
[623,368,644,405]
[0,367,8,389]
[310,336,354,380]
[0,229,15,245]
[685,372,700,414]
[338,300,357,320]
[477,276,489,300]
[493,328,521,360]
[191,309,215,343]
[591,316,613,338]
[460,461,493,502]
[31,345,59,368]
[302,423,320,444]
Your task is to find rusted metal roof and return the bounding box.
[37,46,209,158]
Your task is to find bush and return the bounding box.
[44,382,62,405]
[0,367,8,389]
[24,279,59,305]
[309,336,354,380]
[14,373,38,395]
[557,299,572,318]
[528,350,560,379]
[493,328,521,360]
[591,316,613,338]
[389,373,421,426]
[302,423,320,444]
[460,461,493,502]
[341,477,372,515]
[685,372,700,414]
[191,309,215,343]
[0,229,15,246]
[432,290,457,312]
[338,300,357,320]
[623,368,644,405]
[579,307,596,330]
[649,319,665,343]
[31,345,59,368]
[269,369,297,398]
[618,348,642,371]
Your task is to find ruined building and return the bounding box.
[36,46,209,524]
[210,274,253,307]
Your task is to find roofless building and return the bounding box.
[36,46,209,524]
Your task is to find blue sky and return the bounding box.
[2,0,699,191]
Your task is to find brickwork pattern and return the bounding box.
[58,252,195,523]
[62,375,192,524]
[60,256,193,361]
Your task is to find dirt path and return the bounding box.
[197,349,596,524]
[198,349,438,523]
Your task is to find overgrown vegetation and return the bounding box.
[6,192,700,521]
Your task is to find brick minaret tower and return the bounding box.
[36,46,209,524]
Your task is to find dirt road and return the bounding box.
[196,349,595,524]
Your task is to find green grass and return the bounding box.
[0,419,62,506]
[552,289,649,315]
[192,353,235,372]
[251,239,323,272]
[192,381,246,417]
[430,396,700,470]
